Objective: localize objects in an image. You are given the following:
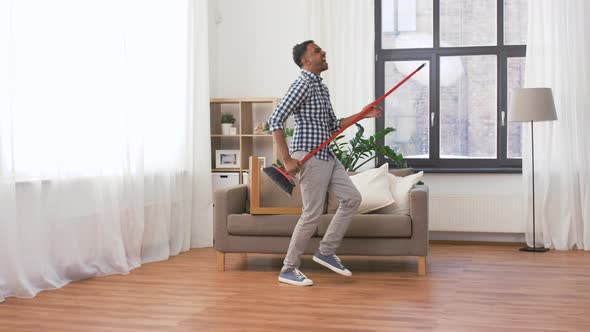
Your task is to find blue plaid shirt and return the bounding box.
[268,70,342,161]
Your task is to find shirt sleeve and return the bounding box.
[328,110,342,135]
[326,90,342,135]
[268,79,309,132]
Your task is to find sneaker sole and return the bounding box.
[313,256,352,276]
[278,276,314,286]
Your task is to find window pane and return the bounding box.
[384,61,430,158]
[507,57,525,159]
[440,55,497,159]
[381,0,433,49]
[440,0,496,47]
[6,1,191,176]
[504,0,528,45]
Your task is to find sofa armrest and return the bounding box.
[409,185,429,254]
[214,184,248,251]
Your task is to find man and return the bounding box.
[268,40,383,286]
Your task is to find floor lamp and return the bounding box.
[509,88,557,252]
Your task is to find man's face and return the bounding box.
[302,43,328,73]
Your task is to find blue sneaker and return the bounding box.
[278,268,314,286]
[313,253,352,276]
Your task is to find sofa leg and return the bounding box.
[418,256,426,276]
[217,251,225,272]
[240,253,249,269]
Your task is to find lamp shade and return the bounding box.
[509,88,558,122]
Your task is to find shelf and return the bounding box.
[210,97,280,184]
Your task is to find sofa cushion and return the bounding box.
[388,168,415,177]
[374,171,424,215]
[317,214,411,238]
[327,163,394,214]
[256,168,329,213]
[252,168,415,214]
[348,168,415,177]
[228,213,411,238]
[227,214,315,236]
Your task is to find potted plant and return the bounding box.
[220,112,236,135]
[283,127,294,138]
[276,123,420,182]
[330,123,411,171]
[263,122,271,134]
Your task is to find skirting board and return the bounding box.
[430,231,525,244]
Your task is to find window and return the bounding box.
[376,0,528,172]
[1,1,191,178]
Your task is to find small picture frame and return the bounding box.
[216,150,240,168]
[248,156,267,169]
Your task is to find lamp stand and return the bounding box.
[520,120,549,252]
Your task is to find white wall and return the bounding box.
[208,0,305,98]
[208,0,218,89]
[208,0,525,240]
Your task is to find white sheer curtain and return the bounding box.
[0,0,212,301]
[304,0,375,169]
[193,0,213,248]
[522,0,590,250]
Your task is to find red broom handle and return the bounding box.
[299,63,426,164]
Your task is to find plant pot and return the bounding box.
[221,123,233,135]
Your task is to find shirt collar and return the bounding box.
[301,70,323,82]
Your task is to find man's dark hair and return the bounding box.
[292,40,314,68]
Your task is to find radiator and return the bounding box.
[429,194,524,233]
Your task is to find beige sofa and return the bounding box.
[214,169,429,275]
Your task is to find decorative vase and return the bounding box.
[221,123,233,135]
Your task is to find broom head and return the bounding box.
[262,164,296,196]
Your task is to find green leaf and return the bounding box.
[329,122,413,173]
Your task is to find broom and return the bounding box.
[263,63,426,196]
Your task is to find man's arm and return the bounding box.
[328,100,383,135]
[272,130,301,175]
[268,79,308,175]
[339,104,383,129]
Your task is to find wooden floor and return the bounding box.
[1,244,589,332]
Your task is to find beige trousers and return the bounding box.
[282,151,362,270]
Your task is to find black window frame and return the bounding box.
[375,0,526,173]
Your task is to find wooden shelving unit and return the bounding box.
[210,98,280,184]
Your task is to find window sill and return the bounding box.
[415,167,523,174]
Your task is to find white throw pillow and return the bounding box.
[374,171,424,215]
[327,163,394,214]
